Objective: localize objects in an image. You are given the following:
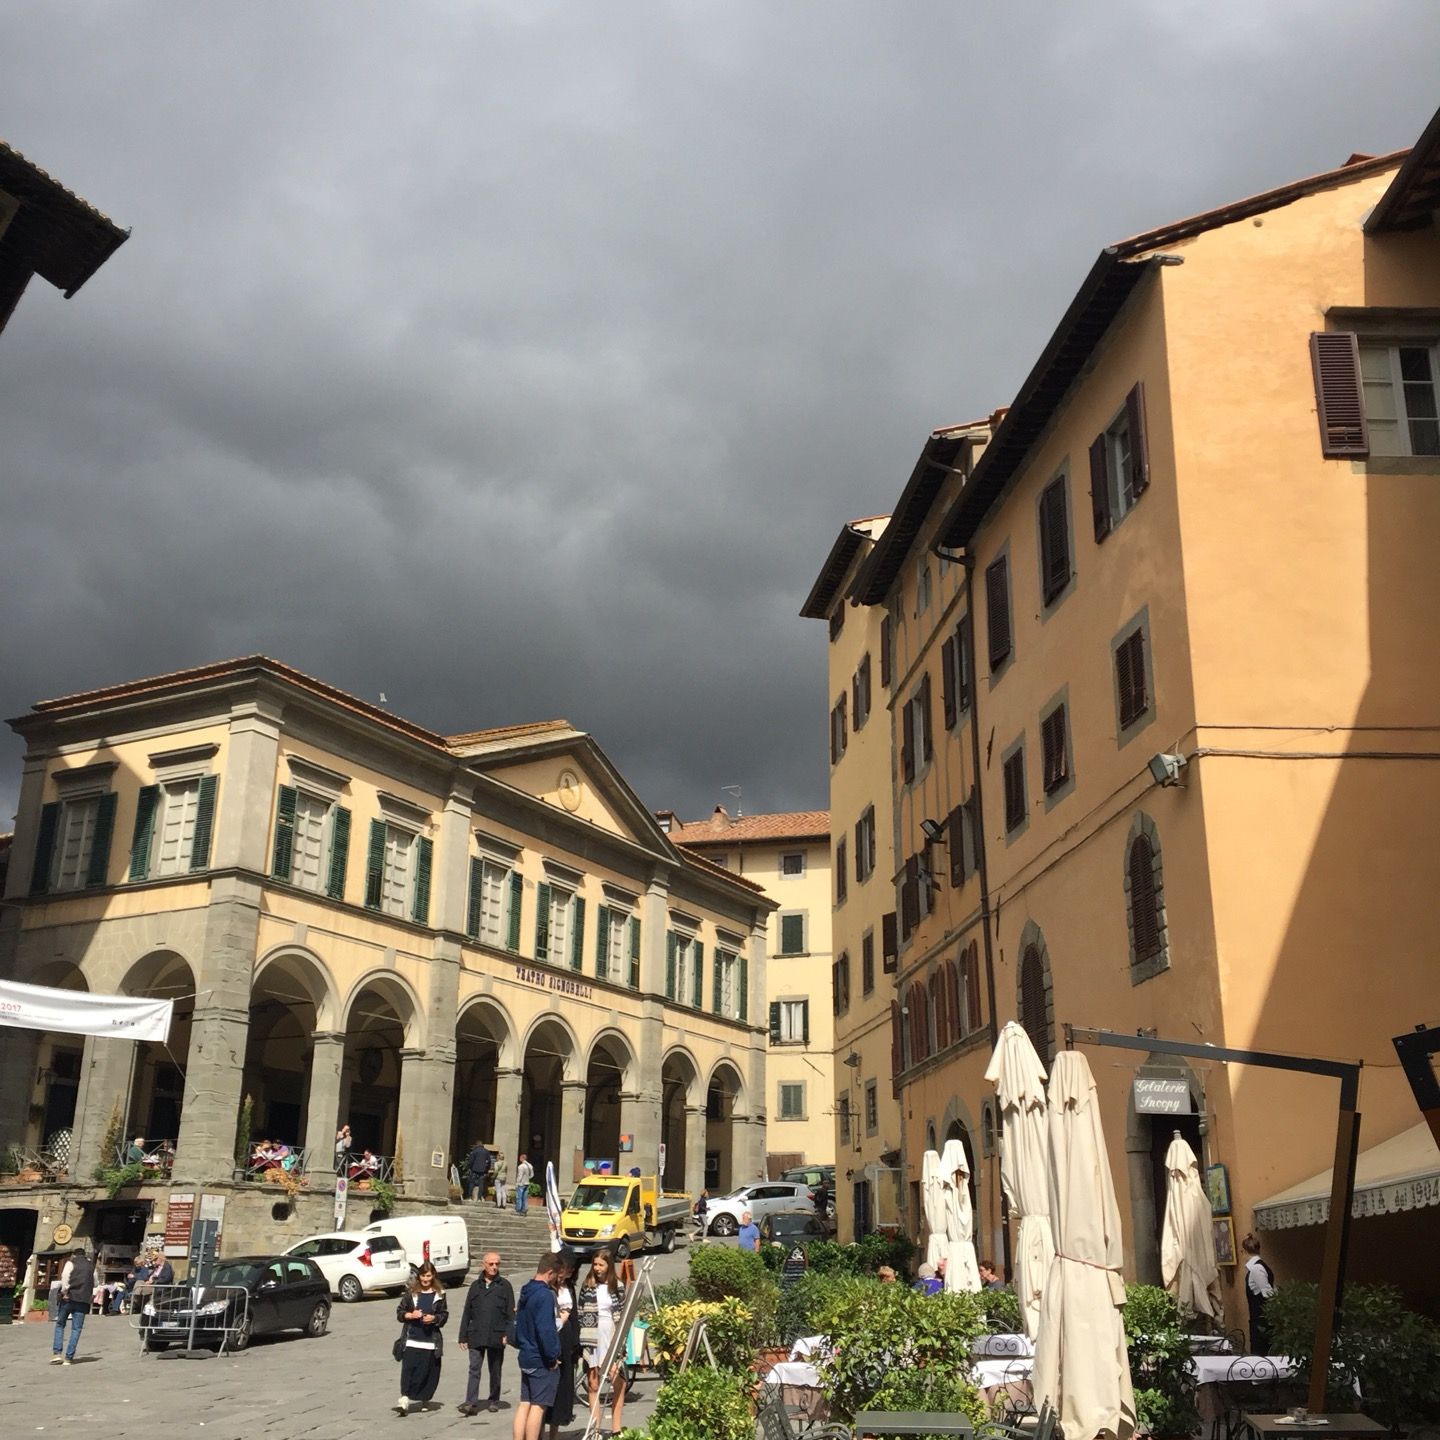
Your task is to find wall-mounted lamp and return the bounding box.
[920,817,946,844]
[1147,752,1188,788]
[843,1051,861,1069]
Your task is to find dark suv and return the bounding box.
[142,1254,331,1352]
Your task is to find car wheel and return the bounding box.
[613,1236,631,1260]
[661,1226,676,1254]
[306,1302,330,1337]
[710,1214,738,1237]
[230,1311,253,1353]
[338,1274,364,1303]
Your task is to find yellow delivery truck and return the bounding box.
[559,1174,691,1258]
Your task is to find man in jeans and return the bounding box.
[51,1247,94,1365]
[457,1251,515,1416]
[512,1251,561,1440]
[466,1140,493,1202]
[513,1154,534,1215]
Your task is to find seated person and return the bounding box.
[125,1136,146,1164]
[349,1149,381,1179]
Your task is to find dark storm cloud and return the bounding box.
[3,1,1438,828]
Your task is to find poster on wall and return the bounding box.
[164,1193,196,1258]
[1205,1163,1231,1215]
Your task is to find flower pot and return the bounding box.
[25,1310,50,1323]
[754,1347,790,1376]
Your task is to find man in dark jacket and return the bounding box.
[456,1251,515,1415]
[51,1247,94,1365]
[512,1252,561,1440]
[466,1141,493,1201]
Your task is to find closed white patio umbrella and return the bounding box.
[1161,1134,1222,1321]
[1031,1050,1136,1440]
[921,1147,947,1269]
[983,1019,1054,1337]
[939,1137,981,1292]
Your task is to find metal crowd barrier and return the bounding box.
[131,1283,251,1354]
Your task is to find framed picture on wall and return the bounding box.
[1205,1162,1231,1215]
[1213,1215,1237,1267]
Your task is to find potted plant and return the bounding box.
[25,1297,49,1323]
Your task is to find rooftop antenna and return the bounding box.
[378,692,389,707]
[721,785,743,818]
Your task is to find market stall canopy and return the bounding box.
[0,977,172,1042]
[1254,1121,1439,1231]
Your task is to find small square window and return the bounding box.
[1003,748,1027,834]
[778,912,807,955]
[781,851,805,877]
[778,1082,805,1120]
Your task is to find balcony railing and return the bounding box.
[339,1151,397,1185]
[113,1141,177,1173]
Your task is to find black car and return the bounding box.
[758,1210,828,1245]
[143,1254,331,1352]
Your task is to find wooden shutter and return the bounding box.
[466,857,484,939]
[1090,433,1113,542]
[30,801,61,894]
[901,855,920,935]
[128,787,159,883]
[900,698,915,783]
[768,1001,782,1045]
[629,915,642,987]
[801,1000,810,1045]
[665,930,677,998]
[985,556,1011,668]
[957,616,973,710]
[859,654,871,724]
[964,941,982,1033]
[714,949,724,1013]
[326,806,351,900]
[271,785,298,879]
[920,673,933,761]
[571,895,586,971]
[692,941,703,1006]
[1004,752,1026,831]
[1040,478,1070,603]
[595,904,609,978]
[737,950,747,1021]
[190,775,218,870]
[1042,705,1068,792]
[1309,332,1369,456]
[836,838,847,904]
[882,911,898,972]
[839,694,847,755]
[880,615,892,687]
[86,792,117,887]
[412,835,433,924]
[1020,945,1049,1063]
[535,881,552,960]
[941,634,958,729]
[890,1001,902,1076]
[830,704,840,765]
[508,871,524,951]
[851,671,861,729]
[832,961,841,1017]
[1125,383,1151,496]
[364,819,386,909]
[948,805,965,887]
[1118,630,1148,727]
[1130,836,1161,960]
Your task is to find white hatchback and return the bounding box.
[705,1182,816,1236]
[282,1230,408,1302]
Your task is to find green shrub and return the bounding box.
[1266,1282,1440,1429]
[97,1161,148,1198]
[775,1270,856,1346]
[643,1278,697,1318]
[690,1244,768,1300]
[981,1284,1023,1334]
[869,1365,987,1429]
[369,1178,397,1214]
[1123,1284,1200,1439]
[645,1297,754,1374]
[643,1364,756,1440]
[233,1093,253,1170]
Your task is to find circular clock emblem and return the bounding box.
[52,1223,73,1247]
[557,769,582,813]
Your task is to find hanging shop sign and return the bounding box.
[1133,1074,1193,1115]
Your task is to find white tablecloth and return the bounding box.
[972,1333,1036,1358]
[1188,1335,1235,1354]
[974,1357,1035,1389]
[790,1334,828,1360]
[1190,1355,1297,1386]
[770,1361,822,1388]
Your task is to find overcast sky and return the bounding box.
[4,2,1438,830]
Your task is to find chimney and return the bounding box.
[655,809,676,833]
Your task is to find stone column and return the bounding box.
[0,1029,41,1153]
[70,1034,137,1180]
[433,789,472,938]
[303,1032,346,1169]
[397,1044,456,1202]
[558,1079,587,1185]
[494,1067,523,1165]
[684,1104,707,1203]
[620,1086,664,1180]
[2,758,48,900]
[640,875,670,995]
[210,700,282,873]
[1126,1129,1162,1285]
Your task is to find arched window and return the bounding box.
[1020,943,1052,1065]
[1125,813,1169,978]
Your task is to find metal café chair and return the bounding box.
[756,1392,850,1440]
[1219,1356,1281,1440]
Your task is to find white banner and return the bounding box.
[0,977,173,1042]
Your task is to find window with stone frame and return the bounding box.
[1125,812,1170,981]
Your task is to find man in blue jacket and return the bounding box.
[511,1251,561,1440]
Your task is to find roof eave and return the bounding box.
[800,525,867,619]
[1366,104,1440,234]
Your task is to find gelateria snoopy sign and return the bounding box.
[1133,1075,1193,1114]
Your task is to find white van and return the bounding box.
[361,1214,469,1287]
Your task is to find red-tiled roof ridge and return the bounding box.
[446,719,574,747]
[668,808,830,845]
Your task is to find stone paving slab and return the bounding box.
[0,1245,697,1439]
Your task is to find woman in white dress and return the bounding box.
[578,1249,627,1437]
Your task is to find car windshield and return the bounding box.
[567,1184,629,1211]
[212,1263,262,1289]
[768,1215,815,1236]
[287,1241,321,1256]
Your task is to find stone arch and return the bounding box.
[457,994,518,1069]
[661,1047,701,1192]
[661,1045,701,1104]
[705,1059,746,1195]
[451,996,518,1165]
[1016,920,1055,1066]
[339,971,423,1159]
[583,1030,635,1163]
[585,1028,636,1090]
[942,1095,981,1212]
[1125,1051,1206,1286]
[519,1016,580,1171]
[13,960,89,1159]
[705,1057,747,1112]
[1124,811,1170,982]
[340,970,424,1048]
[254,943,341,1032]
[519,1013,581,1084]
[245,948,338,1151]
[117,949,197,1153]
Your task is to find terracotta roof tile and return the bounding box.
[668,808,830,846]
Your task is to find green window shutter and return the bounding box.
[768,1001,781,1046]
[801,1001,810,1046]
[535,882,552,961]
[629,917,642,988]
[271,785,298,879]
[86,792,118,888]
[595,905,610,979]
[30,801,61,894]
[507,871,523,951]
[190,775,218,871]
[570,896,586,971]
[713,951,724,1014]
[364,819,386,909]
[412,836,433,923]
[128,787,159,883]
[466,857,483,939]
[738,952,748,1022]
[692,942,704,1008]
[665,931,677,999]
[326,806,351,900]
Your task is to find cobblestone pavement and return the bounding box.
[0,1246,698,1440]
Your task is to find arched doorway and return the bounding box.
[583,1035,631,1169]
[120,951,195,1155]
[243,952,329,1152]
[520,1019,575,1172]
[705,1062,744,1195]
[21,961,89,1164]
[1126,1056,1205,1285]
[452,1000,510,1163]
[340,977,416,1160]
[661,1050,699,1191]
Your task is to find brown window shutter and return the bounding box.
[1090,433,1112,542]
[1310,332,1370,457]
[1040,478,1071,603]
[1129,835,1161,960]
[855,816,864,878]
[852,671,861,726]
[882,911,898,971]
[1004,751,1026,831]
[1118,630,1148,727]
[919,673,933,761]
[957,616,973,709]
[880,615,892,687]
[964,941,982,1034]
[829,704,840,764]
[901,699,915,782]
[1125,383,1151,497]
[890,1000,902,1076]
[1019,944,1049,1063]
[948,805,964,887]
[1042,705,1068,792]
[941,635,957,729]
[901,855,920,934]
[839,693,848,752]
[836,838,848,904]
[986,556,1012,668]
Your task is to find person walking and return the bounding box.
[457,1251,514,1416]
[466,1140,493,1202]
[578,1248,627,1437]
[514,1154,535,1215]
[512,1252,562,1440]
[692,1189,709,1242]
[334,1124,351,1175]
[1241,1233,1276,1352]
[737,1209,760,1253]
[544,1251,580,1440]
[394,1261,448,1416]
[494,1152,509,1209]
[51,1246,94,1365]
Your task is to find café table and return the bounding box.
[1244,1414,1385,1440]
[853,1412,974,1437]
